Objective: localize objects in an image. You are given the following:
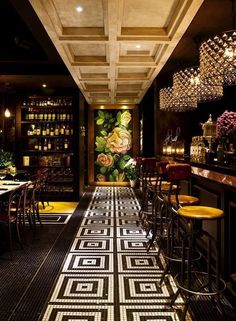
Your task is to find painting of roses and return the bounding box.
[94,110,133,182]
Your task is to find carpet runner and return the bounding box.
[40,187,189,321]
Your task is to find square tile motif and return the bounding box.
[62,253,113,273]
[84,211,113,218]
[50,274,113,303]
[117,211,139,218]
[117,239,153,252]
[117,227,146,238]
[76,227,113,238]
[80,218,113,227]
[119,306,181,321]
[118,275,172,303]
[116,218,139,227]
[117,253,160,273]
[42,305,114,321]
[70,238,113,252]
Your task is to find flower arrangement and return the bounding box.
[124,158,138,180]
[94,110,133,182]
[0,149,14,167]
[216,110,236,139]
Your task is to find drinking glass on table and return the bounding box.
[0,169,7,182]
[9,166,17,180]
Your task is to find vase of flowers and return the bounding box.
[216,110,236,164]
[124,158,138,187]
[217,110,236,144]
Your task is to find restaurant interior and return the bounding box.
[0,0,236,321]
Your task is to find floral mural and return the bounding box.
[94,110,133,182]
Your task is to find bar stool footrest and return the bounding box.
[175,271,226,296]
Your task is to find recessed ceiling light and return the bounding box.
[100,105,104,109]
[136,44,141,49]
[42,84,47,88]
[76,6,83,12]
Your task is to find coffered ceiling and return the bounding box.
[28,0,204,104]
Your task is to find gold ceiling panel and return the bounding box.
[29,0,204,104]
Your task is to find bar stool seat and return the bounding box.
[163,195,199,206]
[178,205,224,219]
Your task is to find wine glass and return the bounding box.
[9,166,17,181]
[0,169,7,183]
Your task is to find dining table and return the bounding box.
[0,180,30,197]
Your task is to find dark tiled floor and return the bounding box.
[0,187,236,321]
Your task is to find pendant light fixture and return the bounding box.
[199,0,236,86]
[173,66,223,103]
[159,86,198,112]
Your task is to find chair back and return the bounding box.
[166,163,191,182]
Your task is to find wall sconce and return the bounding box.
[80,126,86,136]
[4,108,11,118]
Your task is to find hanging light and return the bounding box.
[199,0,236,86]
[173,66,223,103]
[160,86,197,112]
[4,108,11,118]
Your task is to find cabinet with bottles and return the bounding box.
[18,96,78,199]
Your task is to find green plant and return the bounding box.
[124,158,138,180]
[0,149,14,167]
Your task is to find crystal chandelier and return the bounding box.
[173,66,223,103]
[200,31,236,86]
[159,86,197,112]
[200,0,236,86]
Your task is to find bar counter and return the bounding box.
[182,160,236,303]
[190,161,236,188]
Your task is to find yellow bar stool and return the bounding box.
[171,205,226,321]
[158,163,200,285]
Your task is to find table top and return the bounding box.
[0,180,29,196]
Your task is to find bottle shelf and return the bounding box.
[19,95,77,200]
[21,150,73,154]
[22,135,73,138]
[21,165,72,168]
[21,120,73,124]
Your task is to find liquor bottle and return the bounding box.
[65,125,70,136]
[36,124,41,136]
[32,125,37,136]
[43,138,48,151]
[42,124,46,136]
[47,139,52,150]
[46,124,50,136]
[50,125,54,136]
[52,110,56,121]
[43,111,48,121]
[66,112,71,121]
[55,139,60,150]
[62,109,67,121]
[35,140,39,150]
[64,139,69,150]
[54,124,59,136]
[48,109,52,121]
[39,109,44,120]
[38,140,42,151]
[31,109,35,120]
[60,124,65,136]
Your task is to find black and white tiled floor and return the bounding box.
[40,187,189,321]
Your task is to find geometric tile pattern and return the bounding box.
[40,186,190,321]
